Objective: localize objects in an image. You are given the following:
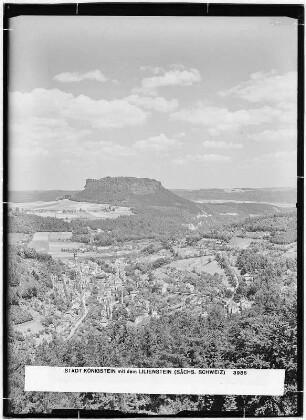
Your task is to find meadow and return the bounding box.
[10,199,133,220]
[228,236,259,249]
[168,256,225,275]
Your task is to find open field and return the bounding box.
[228,236,260,249]
[48,250,139,261]
[167,256,225,275]
[283,243,297,259]
[14,308,44,335]
[28,231,73,252]
[14,319,44,335]
[10,199,133,220]
[28,231,139,260]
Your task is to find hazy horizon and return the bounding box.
[9,16,297,190]
[8,180,297,193]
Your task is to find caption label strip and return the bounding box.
[25,366,285,395]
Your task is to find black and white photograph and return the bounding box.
[3,4,303,417]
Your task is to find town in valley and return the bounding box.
[8,179,297,398]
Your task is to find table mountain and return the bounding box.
[71,177,199,214]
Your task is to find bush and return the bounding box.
[151,258,170,269]
[10,306,33,324]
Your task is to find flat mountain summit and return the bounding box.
[84,177,163,195]
[71,177,199,213]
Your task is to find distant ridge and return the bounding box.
[172,187,297,205]
[9,190,78,203]
[71,177,199,213]
[9,185,296,209]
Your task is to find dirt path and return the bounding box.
[64,294,88,341]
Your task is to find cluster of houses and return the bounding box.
[51,233,260,339]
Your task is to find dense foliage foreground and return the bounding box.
[5,211,300,416]
[7,301,298,415]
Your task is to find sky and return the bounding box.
[8,16,298,190]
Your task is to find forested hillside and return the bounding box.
[6,210,299,416]
[9,213,71,234]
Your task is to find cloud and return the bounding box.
[143,68,201,89]
[254,150,296,164]
[170,103,283,134]
[10,118,137,164]
[9,88,149,165]
[173,153,231,165]
[133,133,180,152]
[11,88,148,129]
[219,70,297,105]
[82,140,137,159]
[170,71,296,137]
[202,140,243,149]
[10,116,91,161]
[63,94,148,128]
[10,114,91,146]
[125,94,178,113]
[135,67,201,95]
[140,66,164,74]
[248,128,296,143]
[53,70,109,83]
